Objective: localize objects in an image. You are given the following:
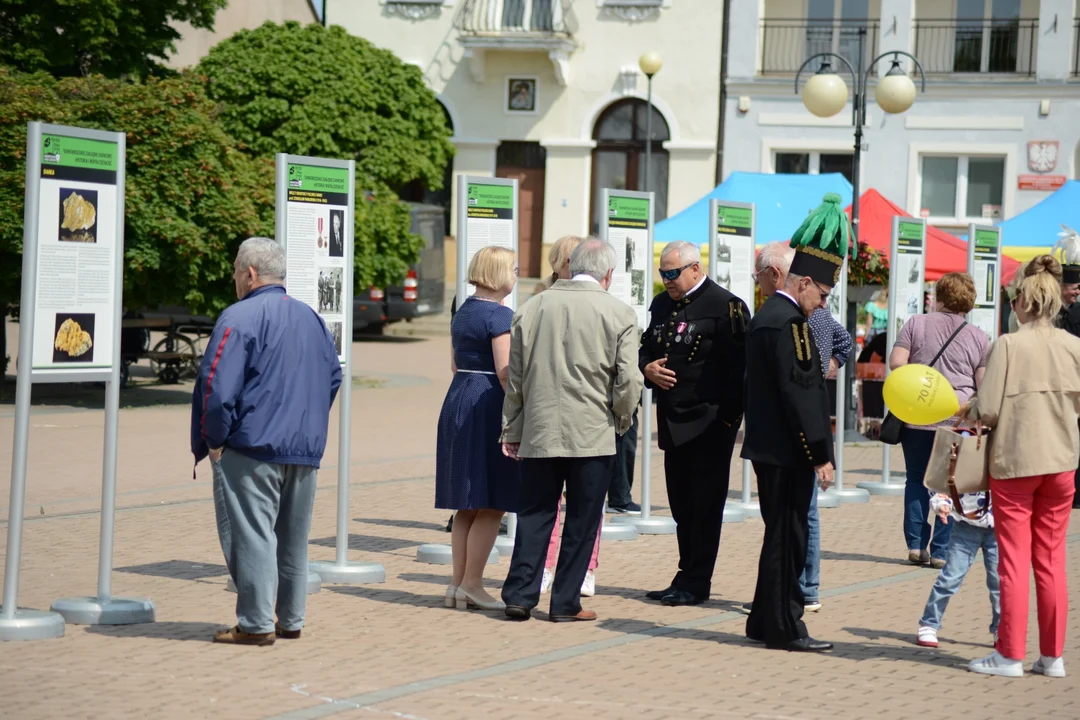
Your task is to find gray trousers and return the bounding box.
[212,449,318,634]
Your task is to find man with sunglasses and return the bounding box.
[640,241,750,607]
[743,193,852,653]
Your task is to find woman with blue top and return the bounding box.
[435,246,521,612]
[863,288,888,340]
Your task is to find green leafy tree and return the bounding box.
[0,68,273,321]
[0,0,227,78]
[197,21,455,289]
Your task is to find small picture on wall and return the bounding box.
[506,77,537,113]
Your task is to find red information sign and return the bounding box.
[1018,174,1067,191]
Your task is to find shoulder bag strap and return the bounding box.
[926,320,968,369]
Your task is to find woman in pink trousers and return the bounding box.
[965,255,1080,678]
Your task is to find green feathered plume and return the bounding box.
[789,192,856,261]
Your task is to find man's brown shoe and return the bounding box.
[550,609,597,623]
[213,625,275,646]
[275,623,301,639]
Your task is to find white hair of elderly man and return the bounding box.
[568,238,617,281]
[660,240,701,265]
[237,237,287,281]
[756,241,794,274]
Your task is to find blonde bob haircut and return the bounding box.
[468,245,516,292]
[548,235,585,281]
[1016,254,1063,322]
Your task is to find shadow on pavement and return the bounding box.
[355,517,449,532]
[309,533,422,553]
[0,381,192,410]
[86,621,222,643]
[820,550,912,566]
[328,584,447,609]
[844,625,994,650]
[355,334,427,344]
[115,559,229,580]
[596,618,974,669]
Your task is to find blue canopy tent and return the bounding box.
[655,171,854,250]
[991,180,1080,262]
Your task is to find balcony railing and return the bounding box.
[759,19,879,75]
[458,0,569,35]
[913,18,1038,75]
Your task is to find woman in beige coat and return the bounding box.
[965,255,1080,679]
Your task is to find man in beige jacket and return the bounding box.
[500,239,644,622]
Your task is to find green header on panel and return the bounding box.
[287,163,349,192]
[974,228,999,253]
[41,134,118,171]
[467,183,514,210]
[897,220,925,248]
[717,204,752,237]
[607,195,650,229]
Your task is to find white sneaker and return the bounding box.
[581,570,596,597]
[540,568,554,594]
[1033,656,1066,678]
[917,626,939,648]
[804,600,822,612]
[968,651,1024,677]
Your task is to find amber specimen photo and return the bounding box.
[53,313,96,363]
[58,187,98,243]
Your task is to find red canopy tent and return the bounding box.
[845,189,1020,284]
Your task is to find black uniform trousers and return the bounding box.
[1075,420,1080,509]
[663,422,739,599]
[608,410,639,508]
[746,461,816,647]
[502,455,613,616]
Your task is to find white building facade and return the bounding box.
[724,0,1080,236]
[330,0,722,277]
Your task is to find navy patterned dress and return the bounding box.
[435,297,521,511]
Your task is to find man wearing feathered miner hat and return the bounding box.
[741,193,855,652]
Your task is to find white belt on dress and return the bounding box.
[456,369,496,375]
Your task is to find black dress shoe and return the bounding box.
[661,590,705,607]
[504,605,531,620]
[770,637,833,652]
[645,585,676,601]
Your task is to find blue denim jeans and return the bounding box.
[918,520,1000,634]
[798,485,820,603]
[901,428,952,559]
[213,449,318,634]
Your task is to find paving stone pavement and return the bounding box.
[1,335,1077,720]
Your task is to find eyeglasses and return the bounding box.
[751,266,774,285]
[659,262,697,282]
[811,280,831,304]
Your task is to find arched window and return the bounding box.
[590,99,670,233]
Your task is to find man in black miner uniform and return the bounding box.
[743,193,849,652]
[1059,259,1080,508]
[640,240,749,607]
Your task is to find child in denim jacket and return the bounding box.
[916,488,999,648]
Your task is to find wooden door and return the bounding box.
[496,142,546,279]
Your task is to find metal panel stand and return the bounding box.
[608,390,677,535]
[493,513,517,556]
[729,438,761,519]
[859,444,906,495]
[416,544,498,565]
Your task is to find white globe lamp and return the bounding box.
[802,70,848,118]
[875,59,917,114]
[639,51,663,78]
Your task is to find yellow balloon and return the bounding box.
[882,364,960,426]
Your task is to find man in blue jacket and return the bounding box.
[191,237,342,646]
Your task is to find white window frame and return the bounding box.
[761,138,857,189]
[907,141,1017,226]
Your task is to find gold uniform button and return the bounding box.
[666,343,671,348]
[671,312,677,318]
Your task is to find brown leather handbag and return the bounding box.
[924,424,991,519]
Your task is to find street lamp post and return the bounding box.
[639,51,663,195]
[795,36,926,501]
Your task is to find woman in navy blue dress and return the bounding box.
[436,246,520,611]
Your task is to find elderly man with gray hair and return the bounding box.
[500,238,644,622]
[191,237,342,646]
[640,240,750,607]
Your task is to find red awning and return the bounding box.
[845,189,1020,284]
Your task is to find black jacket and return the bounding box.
[639,278,749,450]
[741,293,833,469]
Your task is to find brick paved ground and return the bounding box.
[1,332,1078,720]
